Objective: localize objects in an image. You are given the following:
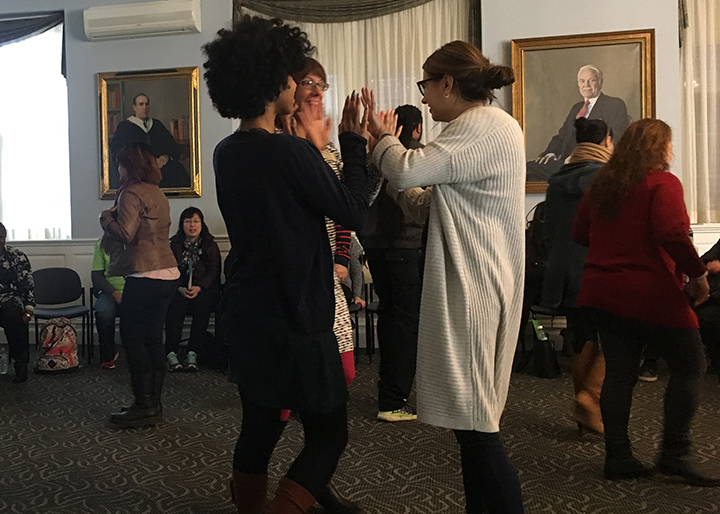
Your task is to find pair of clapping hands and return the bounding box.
[284,88,402,150]
[338,88,402,144]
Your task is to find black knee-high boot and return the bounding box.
[109,373,160,428]
[153,368,165,414]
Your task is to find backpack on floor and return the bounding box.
[35,317,79,374]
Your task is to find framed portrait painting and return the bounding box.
[512,29,655,193]
[98,66,201,199]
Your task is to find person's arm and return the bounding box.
[90,239,116,297]
[571,193,592,247]
[287,133,369,232]
[196,240,222,291]
[701,239,720,264]
[372,133,452,191]
[334,225,351,269]
[348,234,365,300]
[100,190,143,244]
[154,120,182,161]
[13,251,34,312]
[366,160,384,206]
[91,270,116,296]
[385,183,431,225]
[599,95,630,145]
[650,175,706,279]
[541,104,579,159]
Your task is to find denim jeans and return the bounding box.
[94,292,120,362]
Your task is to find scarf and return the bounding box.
[180,237,203,279]
[566,142,612,165]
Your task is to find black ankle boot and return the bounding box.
[604,439,654,480]
[13,361,28,383]
[658,457,720,487]
[314,483,362,514]
[604,455,655,480]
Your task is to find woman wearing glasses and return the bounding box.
[362,40,525,514]
[164,207,221,372]
[274,56,362,514]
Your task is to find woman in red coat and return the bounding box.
[573,118,718,487]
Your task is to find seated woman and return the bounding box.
[164,207,221,372]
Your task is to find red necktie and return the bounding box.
[576,100,590,119]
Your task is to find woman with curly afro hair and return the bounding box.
[203,16,370,514]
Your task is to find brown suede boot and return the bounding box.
[571,340,597,395]
[230,471,267,514]
[573,343,605,435]
[266,477,316,514]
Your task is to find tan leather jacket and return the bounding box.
[100,182,177,277]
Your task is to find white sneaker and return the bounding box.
[167,351,183,372]
[185,351,198,372]
[377,405,417,422]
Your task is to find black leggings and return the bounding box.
[233,395,348,496]
[454,430,525,514]
[597,310,705,455]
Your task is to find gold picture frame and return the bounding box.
[512,29,655,194]
[98,66,201,199]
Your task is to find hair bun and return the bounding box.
[483,65,515,89]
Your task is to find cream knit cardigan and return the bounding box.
[373,105,525,432]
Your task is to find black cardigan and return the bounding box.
[214,130,368,334]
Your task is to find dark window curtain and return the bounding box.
[234,0,436,22]
[0,11,65,76]
[234,0,481,48]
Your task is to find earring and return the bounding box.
[443,92,450,99]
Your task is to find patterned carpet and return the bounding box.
[1,349,720,514]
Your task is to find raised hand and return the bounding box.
[338,93,369,139]
[295,101,331,150]
[361,87,384,138]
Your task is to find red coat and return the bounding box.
[573,170,705,329]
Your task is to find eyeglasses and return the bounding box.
[298,79,329,91]
[416,77,442,96]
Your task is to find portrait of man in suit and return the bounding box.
[526,64,630,182]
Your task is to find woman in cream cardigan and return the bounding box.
[363,40,525,514]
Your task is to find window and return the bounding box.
[0,23,71,240]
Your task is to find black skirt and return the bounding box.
[222,309,348,413]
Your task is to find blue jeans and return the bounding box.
[94,292,119,362]
[454,430,525,514]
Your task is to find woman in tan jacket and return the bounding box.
[100,142,178,429]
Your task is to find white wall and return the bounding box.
[0,0,684,235]
[1,0,234,240]
[480,0,682,215]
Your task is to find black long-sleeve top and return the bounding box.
[214,130,368,334]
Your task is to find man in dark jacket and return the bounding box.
[527,65,628,181]
[540,117,613,434]
[360,104,425,422]
[109,93,189,190]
